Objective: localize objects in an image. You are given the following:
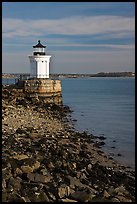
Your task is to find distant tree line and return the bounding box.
[92,72,134,77]
[2,72,135,78]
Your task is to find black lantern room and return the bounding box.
[33,40,46,55]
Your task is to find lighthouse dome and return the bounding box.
[33,40,46,55]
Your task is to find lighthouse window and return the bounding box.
[42,61,43,63]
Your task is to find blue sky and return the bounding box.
[2,2,135,74]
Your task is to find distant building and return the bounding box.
[28,40,51,78]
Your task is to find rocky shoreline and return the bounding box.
[2,86,135,202]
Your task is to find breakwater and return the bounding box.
[2,86,135,202]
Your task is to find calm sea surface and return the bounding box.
[3,77,135,169]
[61,77,135,169]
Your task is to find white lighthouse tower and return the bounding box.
[29,40,51,78]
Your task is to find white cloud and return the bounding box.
[3,42,135,50]
[50,43,135,49]
[2,15,135,38]
[2,14,135,73]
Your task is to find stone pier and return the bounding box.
[17,79,62,105]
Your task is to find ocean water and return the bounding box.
[61,77,135,169]
[2,77,135,169]
[2,78,18,85]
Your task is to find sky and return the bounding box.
[2,2,135,74]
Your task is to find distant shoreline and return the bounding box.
[2,72,135,79]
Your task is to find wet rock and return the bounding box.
[111,197,120,202]
[76,171,81,179]
[45,189,57,201]
[70,191,93,202]
[14,167,23,176]
[2,192,8,202]
[2,166,12,180]
[32,161,40,171]
[2,179,6,191]
[114,185,126,194]
[47,161,54,169]
[40,168,49,176]
[21,165,33,173]
[86,163,93,172]
[103,190,110,198]
[16,97,28,107]
[98,136,106,140]
[8,177,22,192]
[93,141,105,148]
[27,172,52,183]
[12,154,29,160]
[58,185,70,198]
[30,191,50,202]
[115,195,132,202]
[65,175,88,190]
[16,128,28,134]
[61,198,78,202]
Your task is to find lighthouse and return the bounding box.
[22,40,62,105]
[29,40,51,78]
